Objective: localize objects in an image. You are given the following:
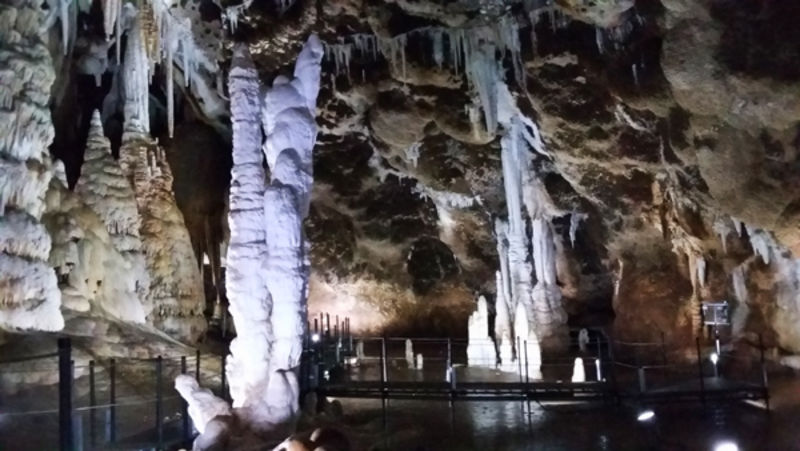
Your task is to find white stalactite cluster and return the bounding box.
[178,36,323,441]
[324,15,523,135]
[498,82,567,359]
[119,18,206,342]
[0,0,62,332]
[90,0,224,138]
[467,81,569,376]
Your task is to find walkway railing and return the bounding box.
[301,326,770,409]
[0,338,228,451]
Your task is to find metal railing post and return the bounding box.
[695,337,706,406]
[637,367,646,393]
[58,338,73,451]
[759,334,770,410]
[326,313,330,337]
[107,358,116,443]
[516,337,523,384]
[155,356,163,449]
[221,354,227,400]
[89,360,96,448]
[181,356,190,440]
[381,337,388,386]
[195,349,201,381]
[524,340,530,383]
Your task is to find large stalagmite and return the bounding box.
[0,0,62,332]
[467,295,496,367]
[178,35,323,444]
[225,43,271,421]
[75,111,149,307]
[119,17,205,342]
[44,161,147,322]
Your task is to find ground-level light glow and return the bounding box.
[714,441,739,451]
[311,333,320,343]
[637,410,655,422]
[710,352,719,364]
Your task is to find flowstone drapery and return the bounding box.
[178,35,323,444]
[491,81,567,369]
[0,0,62,332]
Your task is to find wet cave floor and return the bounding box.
[314,374,800,451]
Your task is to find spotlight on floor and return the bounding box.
[311,333,320,343]
[714,441,739,451]
[637,410,655,422]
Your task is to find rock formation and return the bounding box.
[74,111,149,306]
[119,17,206,343]
[0,0,62,332]
[179,35,323,445]
[467,295,496,368]
[44,161,147,322]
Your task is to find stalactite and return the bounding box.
[122,17,150,136]
[713,216,734,254]
[59,0,70,55]
[746,225,772,264]
[0,0,62,332]
[569,212,586,247]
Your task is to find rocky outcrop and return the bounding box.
[74,111,149,305]
[0,0,62,332]
[43,162,147,322]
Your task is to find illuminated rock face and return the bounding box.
[0,0,62,332]
[118,18,206,343]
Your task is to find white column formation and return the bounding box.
[467,296,497,367]
[225,43,271,422]
[496,82,568,356]
[119,16,206,342]
[260,34,323,430]
[182,36,323,440]
[0,0,62,332]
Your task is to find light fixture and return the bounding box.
[710,352,719,364]
[637,410,655,422]
[714,441,739,451]
[311,333,320,343]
